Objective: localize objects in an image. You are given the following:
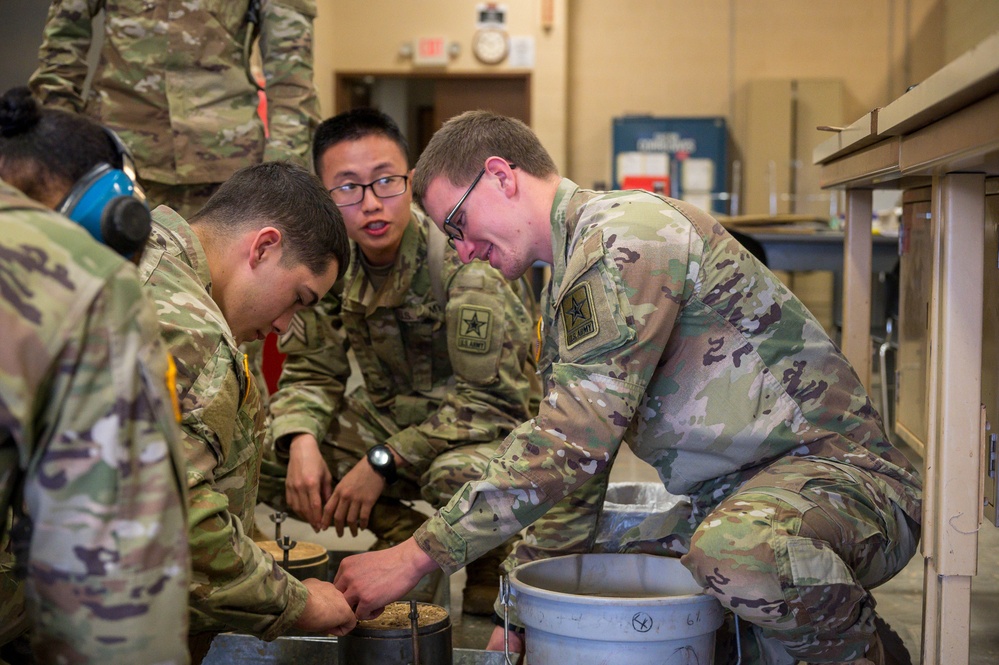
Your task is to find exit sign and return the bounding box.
[415,37,449,66]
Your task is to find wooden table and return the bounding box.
[814,30,999,664]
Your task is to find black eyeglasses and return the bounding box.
[329,174,409,207]
[441,168,485,249]
[441,163,515,250]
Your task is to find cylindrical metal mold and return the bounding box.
[257,540,330,581]
[337,601,452,665]
[510,553,723,665]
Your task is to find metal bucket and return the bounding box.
[257,540,329,581]
[510,553,723,665]
[337,601,452,665]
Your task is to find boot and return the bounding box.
[462,541,515,616]
[872,613,911,665]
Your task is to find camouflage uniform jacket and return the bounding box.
[415,179,923,574]
[139,206,308,639]
[29,0,321,185]
[0,180,190,663]
[270,206,539,481]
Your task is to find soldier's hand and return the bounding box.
[334,538,439,620]
[286,433,333,532]
[322,457,385,537]
[486,625,525,658]
[293,578,357,636]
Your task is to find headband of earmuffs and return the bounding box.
[57,127,151,259]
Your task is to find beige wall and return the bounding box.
[312,0,999,190]
[566,0,954,192]
[313,0,569,169]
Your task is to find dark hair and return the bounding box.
[413,110,558,205]
[0,86,121,202]
[312,107,409,178]
[189,161,350,279]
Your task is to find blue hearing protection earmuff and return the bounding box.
[57,127,152,259]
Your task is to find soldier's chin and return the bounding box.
[234,330,260,345]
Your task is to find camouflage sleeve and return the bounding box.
[259,0,321,167]
[415,221,688,574]
[269,286,351,455]
[388,257,539,482]
[27,0,101,112]
[23,263,191,663]
[181,342,308,639]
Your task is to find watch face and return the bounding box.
[473,29,509,65]
[370,447,391,466]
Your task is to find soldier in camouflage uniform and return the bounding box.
[28,0,321,219]
[267,108,608,617]
[28,0,324,420]
[334,112,923,665]
[0,89,190,664]
[136,162,355,659]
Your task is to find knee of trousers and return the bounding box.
[681,490,868,634]
[420,448,492,506]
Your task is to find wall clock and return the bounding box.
[472,28,509,65]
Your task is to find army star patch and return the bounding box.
[457,305,492,354]
[562,282,599,348]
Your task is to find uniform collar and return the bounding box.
[148,205,213,294]
[548,177,582,302]
[343,206,426,313]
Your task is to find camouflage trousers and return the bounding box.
[679,456,921,664]
[258,388,608,617]
[335,391,609,625]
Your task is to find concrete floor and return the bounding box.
[256,415,999,664]
[864,437,999,665]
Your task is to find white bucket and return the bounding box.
[510,553,723,665]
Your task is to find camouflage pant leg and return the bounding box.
[0,548,28,651]
[256,390,415,520]
[419,442,496,507]
[322,392,422,504]
[681,457,920,664]
[139,180,221,220]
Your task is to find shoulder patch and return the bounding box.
[456,304,492,354]
[561,282,599,349]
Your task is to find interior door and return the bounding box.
[432,76,530,129]
[335,73,531,161]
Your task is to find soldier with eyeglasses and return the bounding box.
[265,108,609,619]
[333,111,922,665]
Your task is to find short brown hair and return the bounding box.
[190,162,349,279]
[412,111,558,205]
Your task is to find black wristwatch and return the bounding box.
[366,444,398,485]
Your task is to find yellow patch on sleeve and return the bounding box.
[165,353,182,423]
[535,315,544,362]
[242,353,253,404]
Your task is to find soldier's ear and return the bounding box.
[248,226,283,268]
[485,156,516,198]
